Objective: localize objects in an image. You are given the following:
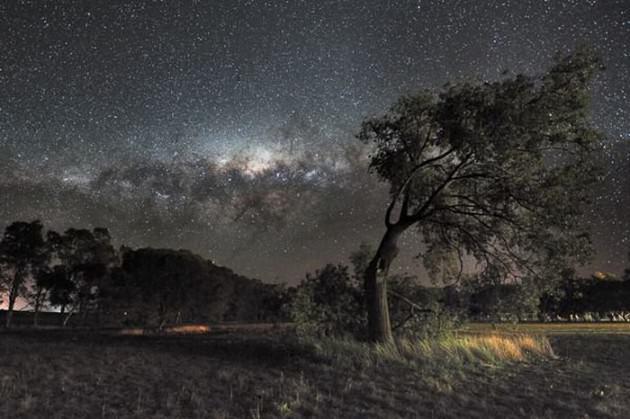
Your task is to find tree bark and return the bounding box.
[364,225,406,343]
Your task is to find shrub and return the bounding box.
[388,276,466,339]
[290,264,366,338]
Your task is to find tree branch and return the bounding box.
[406,153,473,223]
[384,147,458,227]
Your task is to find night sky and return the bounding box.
[1,0,628,283]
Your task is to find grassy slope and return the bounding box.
[1,327,629,418]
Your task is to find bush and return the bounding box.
[290,264,366,338]
[388,276,466,339]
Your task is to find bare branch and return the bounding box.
[388,288,433,312]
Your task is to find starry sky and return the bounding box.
[1,0,628,283]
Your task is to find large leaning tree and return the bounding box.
[358,48,603,342]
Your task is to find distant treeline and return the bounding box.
[465,270,630,322]
[0,220,290,328]
[1,220,629,330]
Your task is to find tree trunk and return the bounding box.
[364,225,406,343]
[81,302,89,326]
[5,292,16,329]
[33,289,43,327]
[60,304,66,327]
[63,311,73,327]
[5,270,23,328]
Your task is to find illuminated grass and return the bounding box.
[462,322,630,335]
[308,333,554,369]
[447,334,554,362]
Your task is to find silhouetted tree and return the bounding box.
[46,228,117,325]
[29,265,52,327]
[357,48,602,342]
[45,265,76,322]
[26,230,62,326]
[467,279,539,322]
[539,268,581,317]
[0,220,46,327]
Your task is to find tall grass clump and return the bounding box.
[403,333,555,365]
[307,333,554,371]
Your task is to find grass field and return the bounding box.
[1,324,629,418]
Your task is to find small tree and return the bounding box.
[0,220,47,328]
[47,228,118,325]
[45,265,76,324]
[29,265,52,327]
[358,49,603,342]
[291,264,365,338]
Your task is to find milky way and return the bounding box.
[1,0,628,282]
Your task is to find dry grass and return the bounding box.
[463,322,630,335]
[403,333,554,363]
[2,326,630,418]
[309,333,553,372]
